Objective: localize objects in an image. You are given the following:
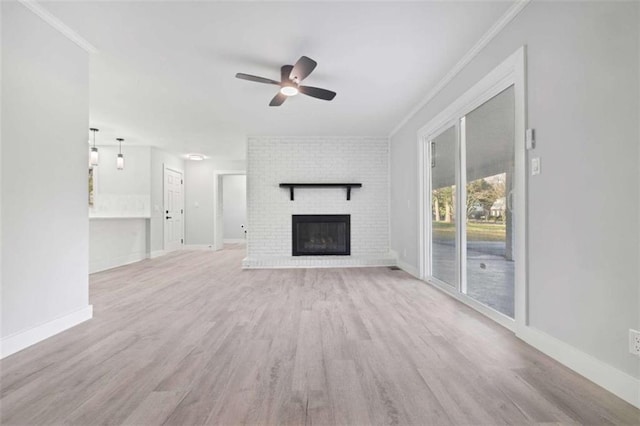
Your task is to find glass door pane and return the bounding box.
[430,125,457,287]
[463,86,515,317]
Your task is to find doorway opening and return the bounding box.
[222,174,247,245]
[213,170,247,250]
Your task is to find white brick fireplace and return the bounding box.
[243,136,394,268]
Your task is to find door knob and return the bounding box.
[166,216,172,219]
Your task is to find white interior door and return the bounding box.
[164,167,184,252]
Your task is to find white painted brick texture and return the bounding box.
[245,137,392,268]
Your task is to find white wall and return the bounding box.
[390,0,639,383]
[184,158,245,246]
[245,137,393,268]
[150,147,184,255]
[1,2,91,354]
[89,219,148,273]
[222,174,246,241]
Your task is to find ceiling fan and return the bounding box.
[235,56,336,107]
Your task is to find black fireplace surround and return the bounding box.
[292,215,350,256]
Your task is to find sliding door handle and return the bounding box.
[507,190,514,213]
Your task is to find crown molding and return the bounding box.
[18,0,97,54]
[389,0,530,137]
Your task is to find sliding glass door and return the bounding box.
[463,86,515,318]
[430,125,458,287]
[426,85,518,321]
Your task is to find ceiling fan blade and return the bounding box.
[280,65,293,83]
[299,86,336,101]
[290,56,317,82]
[269,92,287,107]
[235,73,280,85]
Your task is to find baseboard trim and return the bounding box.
[182,244,215,250]
[1,305,93,359]
[149,250,167,259]
[396,259,420,278]
[89,252,147,274]
[517,326,640,408]
[405,268,639,408]
[223,239,246,244]
[242,255,395,269]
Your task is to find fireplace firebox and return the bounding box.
[292,215,350,256]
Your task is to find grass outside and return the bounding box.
[433,221,506,242]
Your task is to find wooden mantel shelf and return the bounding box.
[279,183,363,201]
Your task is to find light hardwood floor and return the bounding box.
[1,245,639,425]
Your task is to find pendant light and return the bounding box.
[116,138,125,170]
[89,128,99,166]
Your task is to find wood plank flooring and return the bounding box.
[1,245,639,425]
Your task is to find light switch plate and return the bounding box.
[526,128,536,150]
[531,157,541,175]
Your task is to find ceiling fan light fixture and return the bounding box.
[188,154,205,161]
[235,56,334,106]
[280,86,299,97]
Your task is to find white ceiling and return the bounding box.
[40,1,514,160]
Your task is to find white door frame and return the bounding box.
[417,46,527,331]
[163,165,184,252]
[213,170,246,250]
